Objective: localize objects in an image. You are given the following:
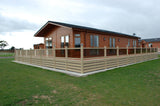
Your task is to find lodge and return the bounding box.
[34,21,140,49]
[14,21,159,76]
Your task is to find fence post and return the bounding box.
[14,50,16,61]
[126,46,128,55]
[81,44,84,74]
[46,49,48,57]
[146,46,147,54]
[53,45,56,58]
[134,47,136,55]
[104,46,107,69]
[65,46,68,71]
[40,49,42,66]
[53,45,56,69]
[141,46,142,54]
[154,47,156,53]
[35,49,36,56]
[26,50,27,56]
[117,46,119,56]
[29,49,31,64]
[104,46,106,57]
[20,50,22,56]
[150,47,151,53]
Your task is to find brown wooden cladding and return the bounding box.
[141,41,160,48]
[34,43,45,49]
[42,26,139,49]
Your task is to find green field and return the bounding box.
[0,53,14,57]
[0,57,160,105]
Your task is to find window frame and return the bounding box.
[45,37,52,49]
[74,34,81,48]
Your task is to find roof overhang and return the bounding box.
[34,21,71,37]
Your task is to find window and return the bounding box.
[90,35,99,55]
[90,35,99,47]
[109,37,115,48]
[90,35,93,47]
[133,40,136,47]
[118,38,120,42]
[104,37,106,41]
[149,43,152,47]
[46,40,49,47]
[110,37,112,47]
[65,35,69,47]
[75,34,80,47]
[128,39,130,47]
[49,41,52,46]
[94,35,99,47]
[61,35,70,48]
[113,38,115,47]
[75,34,80,37]
[138,43,141,46]
[61,36,64,48]
[135,40,136,47]
[45,37,52,49]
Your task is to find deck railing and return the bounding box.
[15,45,158,59]
[14,45,159,75]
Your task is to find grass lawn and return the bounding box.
[0,57,160,105]
[0,53,14,57]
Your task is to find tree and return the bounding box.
[10,46,15,52]
[0,40,8,50]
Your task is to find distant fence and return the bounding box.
[15,46,159,75]
[0,50,14,53]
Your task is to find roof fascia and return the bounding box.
[34,21,72,37]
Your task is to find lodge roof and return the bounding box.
[35,21,140,38]
[141,38,160,42]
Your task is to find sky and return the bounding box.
[0,0,160,49]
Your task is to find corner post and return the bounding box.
[81,44,84,74]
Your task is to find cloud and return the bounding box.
[0,0,160,49]
[0,14,40,33]
[0,31,44,49]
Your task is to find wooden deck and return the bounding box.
[15,49,158,75]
